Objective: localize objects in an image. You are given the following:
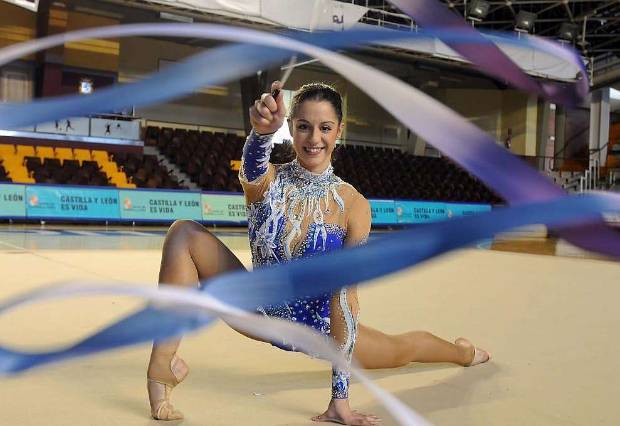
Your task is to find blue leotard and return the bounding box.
[240,130,369,400]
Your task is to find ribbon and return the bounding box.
[0,5,617,424]
[0,23,615,256]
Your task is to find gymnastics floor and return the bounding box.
[0,225,618,425]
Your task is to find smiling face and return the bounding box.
[290,100,343,174]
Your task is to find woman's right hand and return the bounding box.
[249,80,286,135]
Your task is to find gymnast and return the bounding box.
[146,81,490,425]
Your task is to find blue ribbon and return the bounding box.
[0,192,618,374]
[0,10,617,388]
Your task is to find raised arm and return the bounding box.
[239,80,287,204]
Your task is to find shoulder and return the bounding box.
[339,182,371,245]
[335,178,368,212]
[335,180,370,228]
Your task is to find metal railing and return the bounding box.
[345,0,418,31]
[579,155,601,193]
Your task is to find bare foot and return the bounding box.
[455,337,490,367]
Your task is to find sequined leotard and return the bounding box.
[239,130,371,400]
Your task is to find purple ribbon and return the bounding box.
[389,0,588,105]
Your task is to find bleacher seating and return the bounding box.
[0,127,503,204]
[144,125,502,203]
[0,144,135,187]
[146,127,242,192]
[24,155,111,186]
[110,152,187,190]
[0,162,11,182]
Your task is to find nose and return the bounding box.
[310,127,322,144]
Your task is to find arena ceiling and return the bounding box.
[68,0,620,86]
[353,1,620,58]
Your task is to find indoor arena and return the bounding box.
[0,1,618,425]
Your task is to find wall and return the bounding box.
[284,66,405,148]
[500,90,533,155]
[0,2,36,54]
[442,88,503,141]
[119,37,244,130]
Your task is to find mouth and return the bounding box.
[303,146,325,155]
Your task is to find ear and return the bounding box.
[337,122,344,139]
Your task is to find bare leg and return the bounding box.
[354,324,487,369]
[147,220,250,420]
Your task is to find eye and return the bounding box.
[321,126,332,132]
[296,123,309,131]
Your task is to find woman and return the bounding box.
[147,81,490,425]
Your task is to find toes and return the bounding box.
[154,402,184,421]
[471,348,491,366]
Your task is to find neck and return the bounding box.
[296,159,331,175]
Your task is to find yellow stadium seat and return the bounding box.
[55,147,74,163]
[0,144,15,156]
[36,146,54,159]
[91,150,110,163]
[2,156,22,166]
[73,148,91,163]
[3,158,34,183]
[16,145,35,156]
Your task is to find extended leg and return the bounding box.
[354,324,488,369]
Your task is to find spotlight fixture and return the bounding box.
[467,0,490,22]
[79,78,94,95]
[514,10,537,33]
[558,22,579,41]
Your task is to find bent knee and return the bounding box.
[167,220,211,241]
[168,219,202,234]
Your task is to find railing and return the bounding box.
[345,0,418,31]
[609,169,619,189]
[1,114,142,142]
[143,119,246,137]
[579,156,601,193]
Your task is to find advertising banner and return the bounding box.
[25,186,120,219]
[0,184,26,217]
[119,190,201,221]
[369,199,397,225]
[201,193,247,223]
[395,200,447,224]
[446,203,492,218]
[6,183,492,225]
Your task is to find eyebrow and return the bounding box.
[296,119,336,125]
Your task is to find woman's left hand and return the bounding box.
[312,399,380,425]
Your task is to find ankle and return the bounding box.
[148,355,188,385]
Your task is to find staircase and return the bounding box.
[547,170,583,193]
[90,150,136,188]
[144,146,199,190]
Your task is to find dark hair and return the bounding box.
[289,82,343,123]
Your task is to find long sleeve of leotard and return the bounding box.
[239,129,276,204]
[330,194,371,399]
